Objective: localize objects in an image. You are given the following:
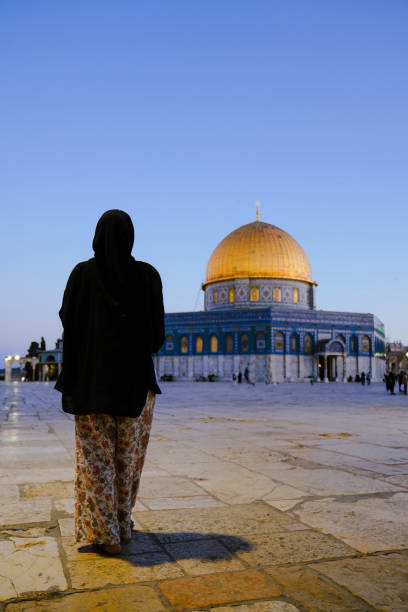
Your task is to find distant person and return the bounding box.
[244,367,249,383]
[355,374,361,383]
[40,336,46,351]
[361,372,366,385]
[237,371,242,384]
[366,372,371,385]
[55,210,164,555]
[388,371,396,395]
[232,373,237,383]
[402,372,408,395]
[347,375,353,383]
[398,371,404,393]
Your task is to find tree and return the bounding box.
[26,341,40,358]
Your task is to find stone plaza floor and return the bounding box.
[0,381,408,611]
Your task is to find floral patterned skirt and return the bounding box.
[74,391,155,545]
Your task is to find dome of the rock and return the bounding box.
[203,221,313,287]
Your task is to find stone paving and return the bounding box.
[1,381,408,611]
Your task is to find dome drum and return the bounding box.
[205,278,315,312]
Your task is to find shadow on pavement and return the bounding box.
[77,531,253,565]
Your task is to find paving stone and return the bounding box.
[58,518,74,537]
[0,536,67,601]
[0,498,52,527]
[0,484,19,502]
[54,498,74,515]
[22,481,73,499]
[294,493,408,552]
[0,467,74,485]
[163,538,246,575]
[159,570,281,611]
[192,463,278,504]
[229,531,356,566]
[263,484,308,501]
[0,445,72,467]
[136,502,292,538]
[141,495,225,510]
[5,584,167,611]
[382,474,408,488]
[68,552,183,588]
[311,553,408,611]
[261,466,402,496]
[205,604,300,612]
[265,499,302,511]
[2,528,47,538]
[267,565,372,611]
[139,475,206,497]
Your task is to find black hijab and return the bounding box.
[92,209,136,305]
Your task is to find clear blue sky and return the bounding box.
[1,0,407,364]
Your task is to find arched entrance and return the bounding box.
[316,339,346,382]
[4,356,39,382]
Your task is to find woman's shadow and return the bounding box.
[78,530,253,565]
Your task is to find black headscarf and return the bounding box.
[92,209,135,304]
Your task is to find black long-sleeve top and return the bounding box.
[55,258,164,418]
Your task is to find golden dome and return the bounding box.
[204,221,315,286]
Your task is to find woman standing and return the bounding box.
[55,210,164,554]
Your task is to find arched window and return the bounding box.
[250,286,259,301]
[256,331,266,352]
[275,332,284,351]
[213,292,219,304]
[165,334,174,353]
[210,334,218,353]
[240,333,250,353]
[195,336,203,354]
[224,333,233,353]
[273,287,282,302]
[350,334,358,354]
[180,335,188,354]
[293,288,299,303]
[361,335,370,353]
[304,334,313,354]
[291,333,299,353]
[228,287,235,303]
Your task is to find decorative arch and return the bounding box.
[240,333,250,353]
[291,333,299,353]
[165,334,174,353]
[350,334,358,354]
[273,287,282,302]
[275,332,285,352]
[250,287,259,301]
[361,335,371,353]
[195,336,203,354]
[210,334,218,353]
[327,341,344,353]
[304,333,314,354]
[224,333,233,353]
[180,335,188,354]
[256,331,266,352]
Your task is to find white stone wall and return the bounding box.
[155,354,385,383]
